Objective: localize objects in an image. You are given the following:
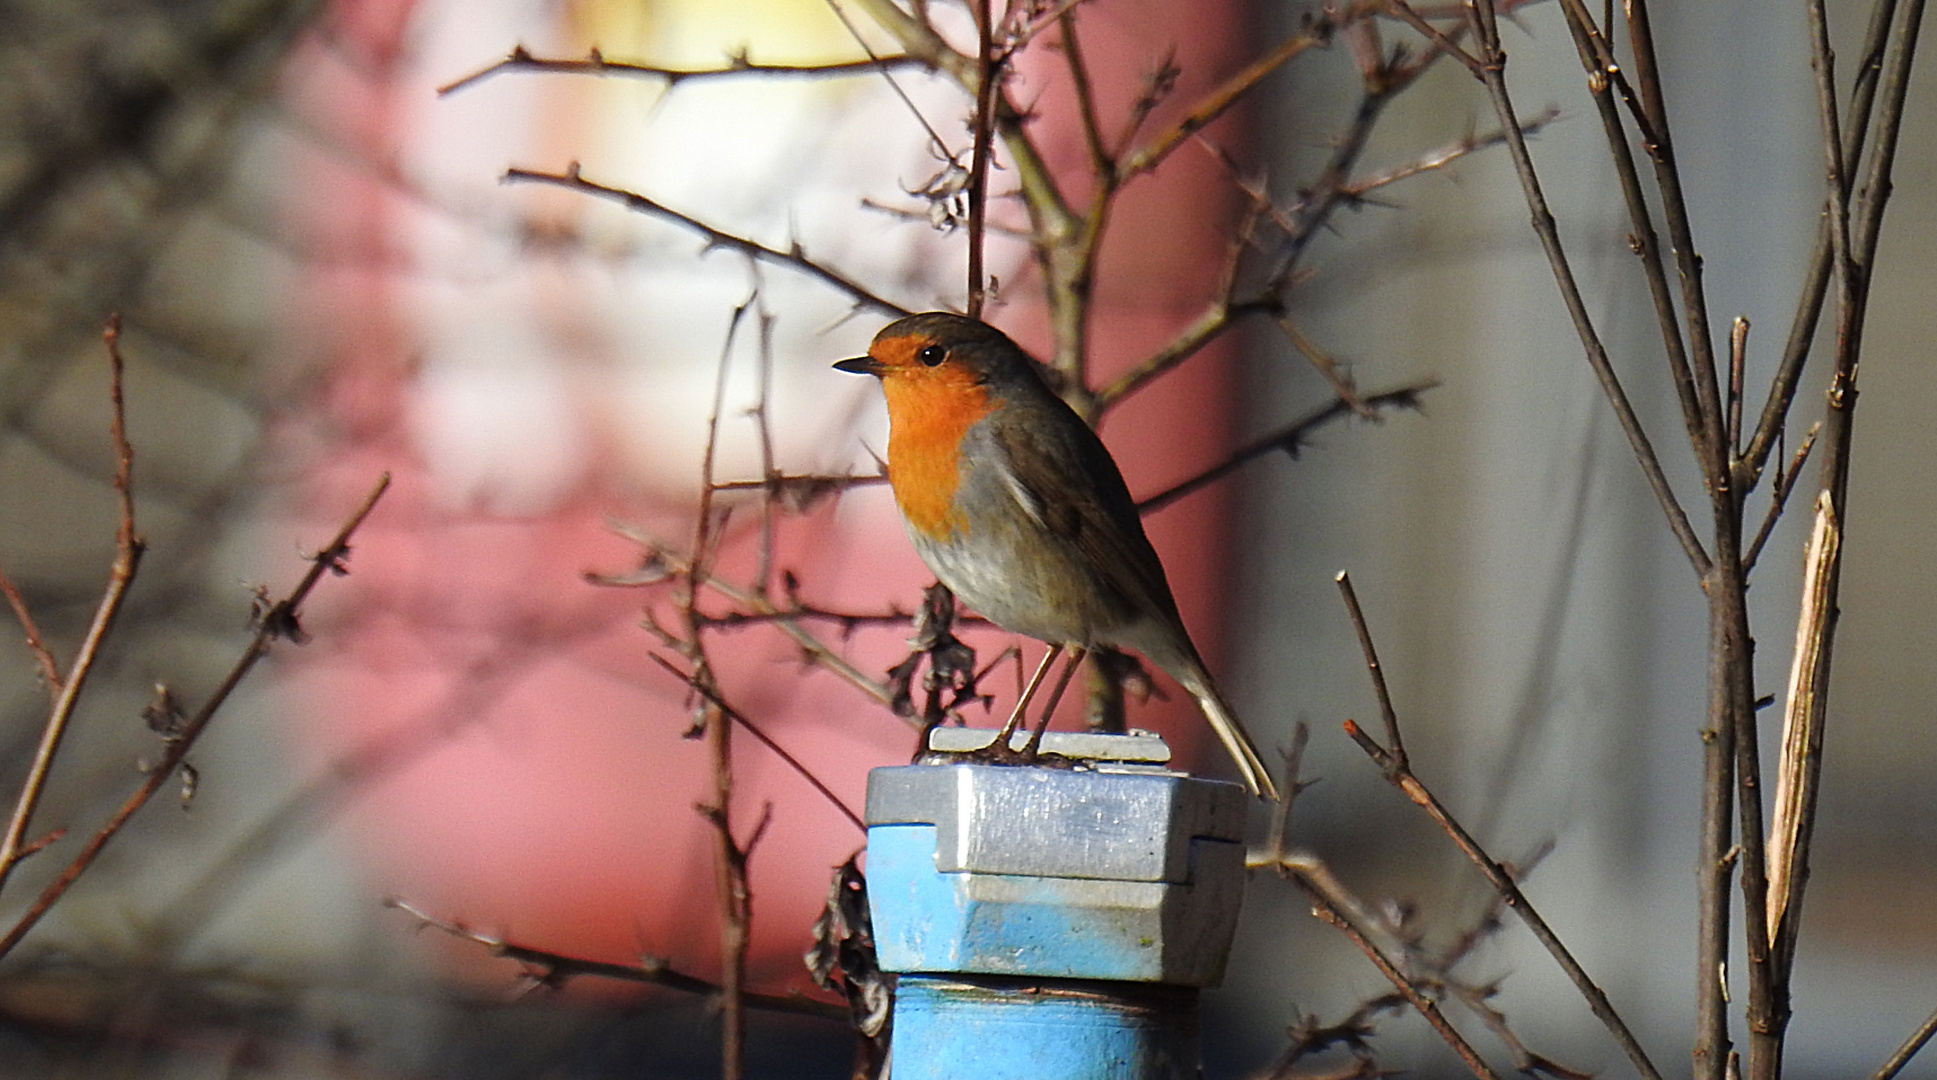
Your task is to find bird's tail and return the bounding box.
[1174,662,1280,802]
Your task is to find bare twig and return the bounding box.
[1059,10,1112,178]
[1279,859,1501,1080]
[646,653,866,832]
[1384,0,1485,75]
[1099,54,1542,415]
[843,0,1085,347]
[996,0,1086,49]
[0,473,390,962]
[965,0,996,317]
[1464,0,1709,579]
[1266,837,1584,1079]
[1335,106,1559,199]
[0,318,146,898]
[1115,15,1344,181]
[1800,0,1859,525]
[386,898,846,1018]
[146,626,609,949]
[1742,423,1821,573]
[1452,978,1595,1080]
[752,303,780,598]
[1810,0,1930,509]
[1755,3,1929,1074]
[503,165,911,317]
[1746,0,1902,484]
[1335,571,1662,1080]
[1334,572,1403,771]
[1276,315,1373,418]
[1460,10,1758,1069]
[1257,723,1519,1080]
[1849,0,1928,264]
[1136,381,1433,514]
[596,523,905,715]
[1267,995,1401,1079]
[1342,717,1663,1080]
[439,45,922,96]
[0,569,61,699]
[861,197,1030,236]
[1728,317,1748,457]
[1093,296,1282,412]
[1550,0,1718,484]
[700,604,949,633]
[709,470,886,504]
[1618,0,1726,456]
[685,304,753,1080]
[1263,722,1312,862]
[1873,1002,1937,1080]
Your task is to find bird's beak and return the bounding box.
[833,355,883,376]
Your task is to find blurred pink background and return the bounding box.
[272,0,1248,992]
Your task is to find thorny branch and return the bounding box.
[1135,382,1433,514]
[1334,572,1402,770]
[1385,0,1485,75]
[0,318,145,900]
[708,470,885,505]
[438,45,923,96]
[1256,740,1565,1080]
[476,0,1507,526]
[647,652,866,832]
[1335,577,1664,1080]
[0,571,60,700]
[1293,876,1501,1080]
[0,472,391,962]
[387,898,845,1019]
[593,522,903,716]
[682,301,758,1080]
[841,0,1508,413]
[1114,17,1337,183]
[503,165,911,319]
[1263,994,1405,1079]
[1451,976,1594,1080]
[1096,29,1553,416]
[964,0,996,316]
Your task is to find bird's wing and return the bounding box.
[989,399,1189,632]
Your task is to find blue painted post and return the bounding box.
[865,730,1249,1080]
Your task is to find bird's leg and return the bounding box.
[988,643,1061,755]
[1021,646,1087,760]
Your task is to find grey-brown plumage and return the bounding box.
[836,312,1278,799]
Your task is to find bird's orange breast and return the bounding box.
[876,346,995,541]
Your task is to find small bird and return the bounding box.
[835,312,1278,799]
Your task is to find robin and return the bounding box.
[836,312,1279,800]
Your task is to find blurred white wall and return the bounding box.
[1220,2,1937,1076]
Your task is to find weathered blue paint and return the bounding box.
[889,975,1198,1080]
[864,744,1249,1080]
[868,823,1243,982]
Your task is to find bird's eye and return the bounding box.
[916,344,946,367]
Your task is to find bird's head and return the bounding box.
[833,312,1036,396]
